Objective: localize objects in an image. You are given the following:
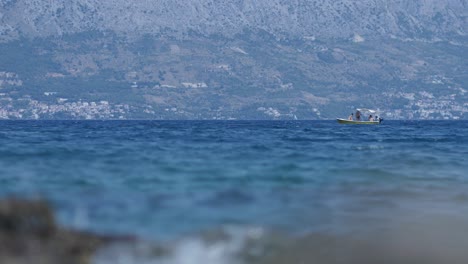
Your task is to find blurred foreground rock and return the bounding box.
[0,198,133,264]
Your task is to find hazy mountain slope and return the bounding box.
[0,0,467,119]
[1,0,466,40]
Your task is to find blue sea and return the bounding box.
[1,120,468,263]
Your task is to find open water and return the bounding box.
[1,120,468,263]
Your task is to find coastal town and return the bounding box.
[1,90,466,120]
[1,70,467,120]
[0,97,130,120]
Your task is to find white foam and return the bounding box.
[93,226,265,264]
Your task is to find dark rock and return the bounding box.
[0,199,56,237]
[0,198,134,264]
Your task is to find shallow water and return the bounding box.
[1,120,468,263]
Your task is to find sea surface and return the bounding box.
[1,120,468,263]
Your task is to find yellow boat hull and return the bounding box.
[337,118,380,125]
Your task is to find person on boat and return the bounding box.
[348,113,353,120]
[368,115,373,121]
[355,110,361,121]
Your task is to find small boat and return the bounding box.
[336,118,381,125]
[337,108,383,125]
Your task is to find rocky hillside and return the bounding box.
[1,0,466,40]
[0,0,467,119]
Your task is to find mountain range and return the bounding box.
[0,0,467,119]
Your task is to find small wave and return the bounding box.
[199,189,254,207]
[352,144,385,151]
[93,226,265,264]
